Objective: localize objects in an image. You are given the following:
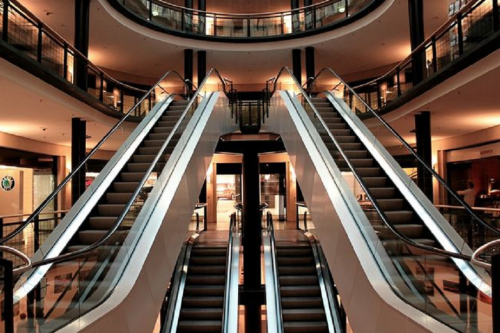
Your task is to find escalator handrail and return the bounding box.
[273,67,470,260]
[162,233,199,333]
[472,239,500,269]
[0,246,32,274]
[305,234,344,333]
[25,68,231,268]
[265,212,284,333]
[306,67,500,237]
[222,213,240,333]
[0,70,193,244]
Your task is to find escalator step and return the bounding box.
[355,167,381,177]
[277,257,315,266]
[191,248,227,256]
[143,139,168,148]
[375,198,405,211]
[127,162,165,172]
[177,320,222,333]
[365,210,413,224]
[280,285,321,297]
[361,177,387,187]
[180,308,223,320]
[182,296,223,308]
[97,204,126,216]
[277,248,312,257]
[106,192,133,204]
[279,266,316,275]
[113,182,139,192]
[186,275,225,285]
[77,230,128,244]
[281,297,324,308]
[188,265,226,275]
[282,309,326,321]
[370,187,396,199]
[283,321,328,333]
[152,126,174,134]
[279,275,318,286]
[333,136,356,143]
[132,154,170,163]
[190,256,226,265]
[184,285,225,296]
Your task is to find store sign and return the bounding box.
[1,175,15,191]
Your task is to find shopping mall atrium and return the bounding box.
[0,0,499,332]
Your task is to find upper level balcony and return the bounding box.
[109,0,384,42]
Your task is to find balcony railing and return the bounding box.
[341,0,500,114]
[112,0,382,40]
[0,0,171,117]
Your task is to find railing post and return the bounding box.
[204,205,208,231]
[431,37,438,73]
[344,0,349,18]
[120,86,124,113]
[0,258,14,333]
[37,23,43,63]
[303,212,308,231]
[457,13,464,56]
[99,72,104,102]
[247,17,251,37]
[493,253,500,333]
[34,215,40,251]
[2,0,9,42]
[296,204,300,230]
[63,43,68,81]
[148,0,153,21]
[196,212,200,232]
[281,13,285,35]
[396,66,401,97]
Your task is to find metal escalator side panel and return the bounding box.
[305,233,344,333]
[267,91,455,333]
[59,93,236,332]
[263,229,283,333]
[323,92,491,296]
[14,96,175,302]
[162,234,199,333]
[222,229,241,333]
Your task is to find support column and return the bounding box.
[305,46,315,89]
[75,0,90,91]
[71,118,86,205]
[242,149,261,333]
[291,0,300,32]
[184,49,194,93]
[415,111,433,201]
[408,0,425,84]
[197,50,207,86]
[292,49,302,85]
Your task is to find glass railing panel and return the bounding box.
[41,33,65,77]
[7,3,38,61]
[462,1,495,52]
[151,4,182,31]
[398,61,414,95]
[215,17,249,37]
[315,2,347,28]
[348,0,373,15]
[124,0,149,20]
[86,66,101,100]
[424,43,436,79]
[250,16,282,37]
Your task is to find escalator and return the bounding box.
[162,215,240,333]
[264,214,343,333]
[0,69,236,333]
[264,67,497,332]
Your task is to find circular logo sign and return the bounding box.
[1,176,15,191]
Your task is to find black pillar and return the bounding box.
[242,149,261,333]
[292,49,302,85]
[71,118,86,205]
[198,0,206,33]
[197,50,207,86]
[415,111,432,201]
[185,0,193,8]
[184,49,194,93]
[242,149,261,289]
[305,46,315,88]
[198,0,205,10]
[75,0,90,90]
[304,0,312,5]
[291,0,299,9]
[408,0,425,84]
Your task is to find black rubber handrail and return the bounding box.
[271,66,471,260]
[0,70,192,245]
[26,68,230,268]
[307,67,500,237]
